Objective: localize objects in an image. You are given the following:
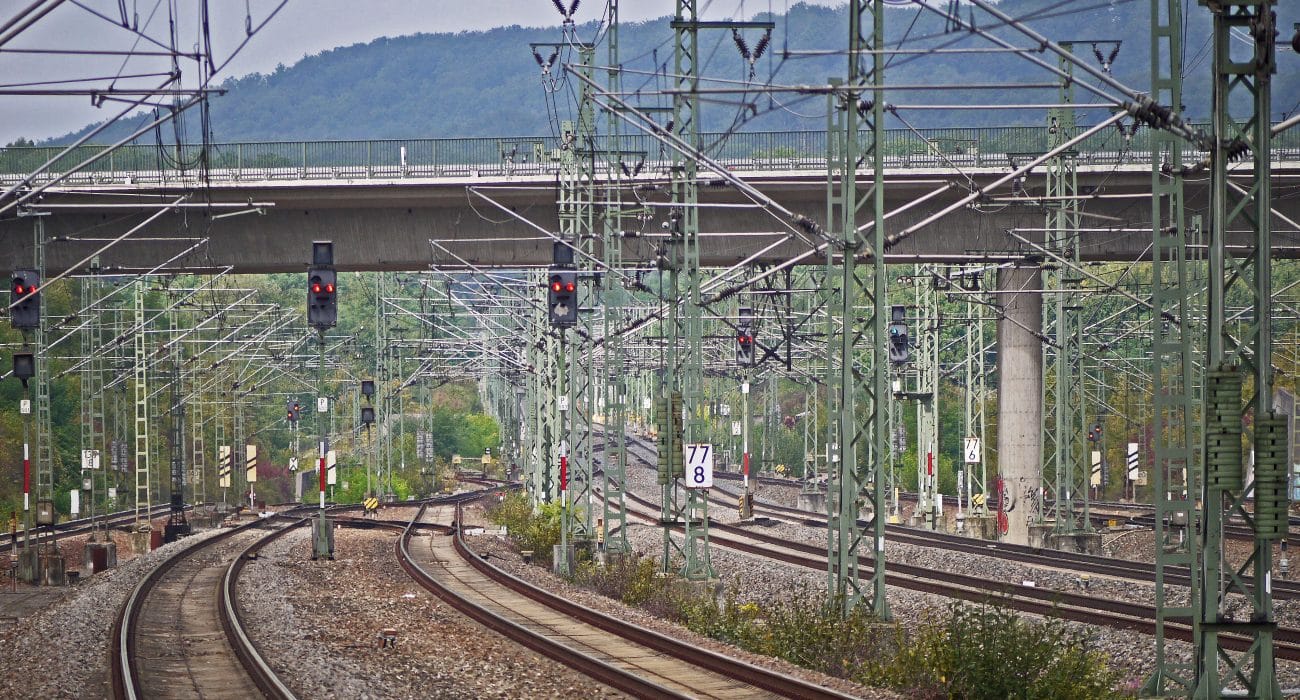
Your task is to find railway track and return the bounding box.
[621,432,1300,544]
[1,503,181,554]
[614,436,1300,598]
[612,487,1300,663]
[110,514,302,700]
[704,478,1300,601]
[393,499,853,699]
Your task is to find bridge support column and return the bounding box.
[995,266,1042,546]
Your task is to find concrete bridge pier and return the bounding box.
[995,266,1042,546]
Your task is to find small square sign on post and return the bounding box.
[317,397,329,412]
[684,443,714,489]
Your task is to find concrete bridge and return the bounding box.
[2,126,1298,275]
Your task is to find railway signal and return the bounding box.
[546,269,578,327]
[10,269,40,331]
[888,304,909,363]
[12,352,33,387]
[307,267,337,330]
[1086,423,1102,443]
[737,306,755,367]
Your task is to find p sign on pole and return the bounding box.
[684,443,713,488]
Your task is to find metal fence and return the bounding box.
[2,123,1297,186]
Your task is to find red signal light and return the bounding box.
[564,282,575,293]
[550,281,562,292]
[311,283,322,293]
[325,283,335,293]
[13,285,23,295]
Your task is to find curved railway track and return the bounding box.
[110,515,301,700]
[106,483,511,700]
[393,499,854,699]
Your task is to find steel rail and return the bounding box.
[393,504,684,700]
[448,501,857,700]
[617,488,1300,662]
[220,521,304,700]
[110,512,308,700]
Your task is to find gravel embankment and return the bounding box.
[238,524,626,699]
[0,525,225,698]
[463,511,896,699]
[611,463,1300,691]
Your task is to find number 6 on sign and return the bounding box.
[684,443,713,488]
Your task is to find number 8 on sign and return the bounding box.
[684,443,713,489]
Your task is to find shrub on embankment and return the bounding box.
[488,496,1127,698]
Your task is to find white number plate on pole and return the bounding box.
[684,443,713,488]
[81,449,101,470]
[963,437,981,464]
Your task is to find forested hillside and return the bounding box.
[39,0,1300,146]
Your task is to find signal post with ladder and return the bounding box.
[308,242,338,560]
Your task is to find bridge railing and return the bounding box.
[1,123,1297,186]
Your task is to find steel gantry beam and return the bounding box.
[824,0,889,618]
[654,0,714,582]
[1144,0,1199,693]
[962,269,990,526]
[132,279,151,534]
[557,43,598,566]
[909,268,939,531]
[1196,1,1282,697]
[1042,46,1090,536]
[599,0,631,558]
[78,264,107,535]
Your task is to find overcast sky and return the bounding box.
[1,0,842,145]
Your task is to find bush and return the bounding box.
[867,602,1127,699]
[487,493,562,564]
[567,556,1127,700]
[573,554,689,621]
[680,588,895,681]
